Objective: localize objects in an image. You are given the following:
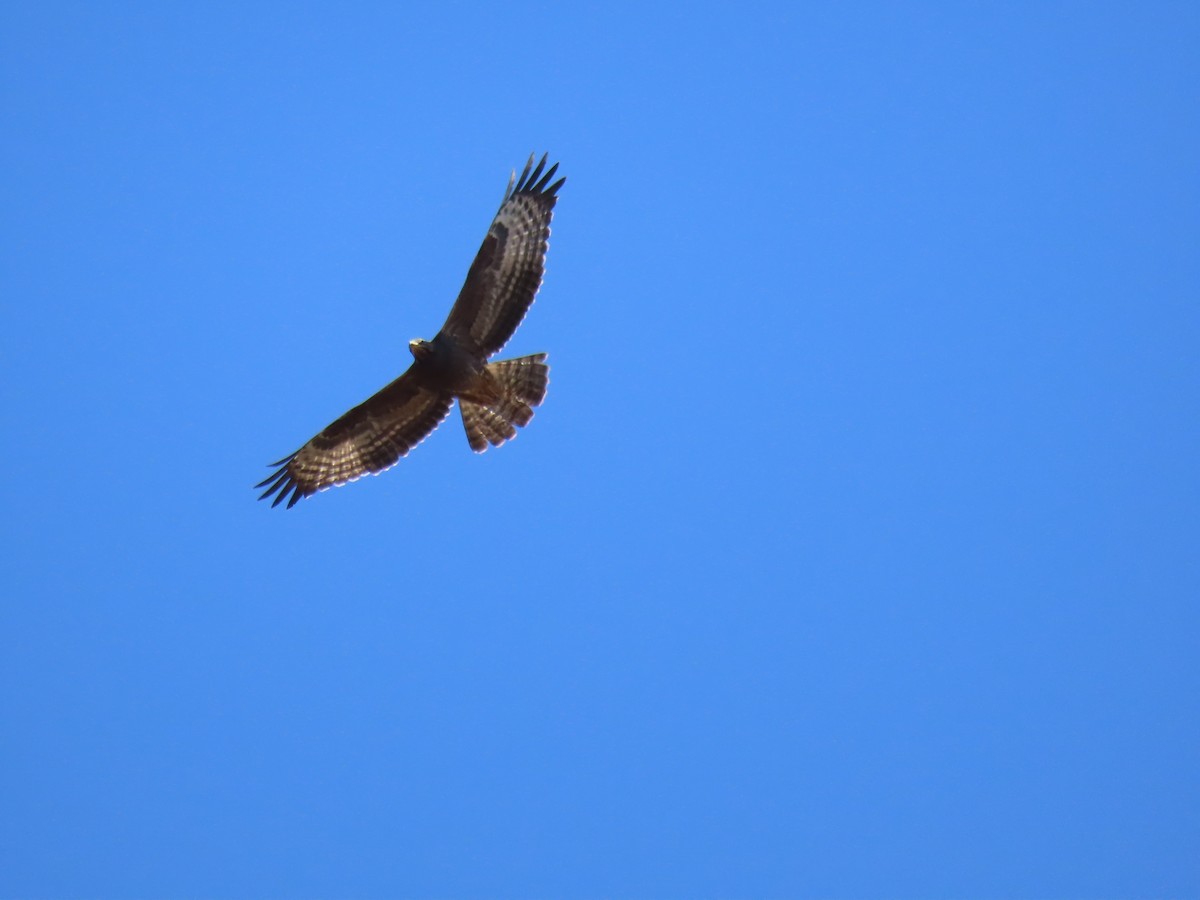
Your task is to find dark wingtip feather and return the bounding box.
[514,154,536,192]
[521,154,548,192]
[504,154,562,203]
[511,154,564,200]
[531,162,559,193]
[258,472,289,503]
[269,478,303,508]
[256,454,307,508]
[255,469,284,491]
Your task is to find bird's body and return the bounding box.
[257,154,564,508]
[408,335,489,396]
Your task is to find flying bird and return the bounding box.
[257,154,565,508]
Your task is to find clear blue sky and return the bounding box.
[3,2,1198,897]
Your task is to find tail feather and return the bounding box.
[489,353,549,406]
[461,403,517,452]
[460,353,550,453]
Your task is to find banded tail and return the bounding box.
[460,353,549,452]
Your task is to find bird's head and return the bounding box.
[409,338,434,361]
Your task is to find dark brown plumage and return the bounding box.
[257,154,564,508]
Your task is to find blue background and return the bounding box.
[3,2,1198,896]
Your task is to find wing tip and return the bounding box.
[256,454,310,509]
[512,153,564,199]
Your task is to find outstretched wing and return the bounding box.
[439,153,565,358]
[257,370,453,508]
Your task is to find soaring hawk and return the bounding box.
[257,154,565,508]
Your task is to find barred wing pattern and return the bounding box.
[256,373,453,508]
[440,154,565,357]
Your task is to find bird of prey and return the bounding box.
[257,154,565,508]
